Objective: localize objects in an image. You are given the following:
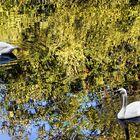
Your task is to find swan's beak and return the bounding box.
[114,89,120,96]
[115,89,120,93]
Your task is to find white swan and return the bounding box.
[116,88,140,119]
[0,41,18,55]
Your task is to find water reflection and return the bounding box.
[1,81,140,139]
[0,104,51,139]
[0,53,17,64]
[0,77,139,139]
[0,133,11,140]
[0,79,7,103]
[0,81,104,139]
[0,118,51,140]
[81,128,101,137]
[79,92,101,112]
[0,1,139,139]
[118,117,140,140]
[0,80,52,139]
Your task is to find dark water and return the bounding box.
[0,2,140,140]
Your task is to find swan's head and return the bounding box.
[115,88,127,96]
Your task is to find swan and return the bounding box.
[116,88,140,119]
[0,41,18,55]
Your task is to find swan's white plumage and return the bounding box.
[118,101,140,119]
[117,88,140,119]
[0,41,17,55]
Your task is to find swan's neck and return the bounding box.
[121,94,127,109]
[118,93,128,119]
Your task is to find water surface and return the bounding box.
[0,1,140,139]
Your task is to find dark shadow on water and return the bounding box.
[118,117,140,140]
[0,53,17,64]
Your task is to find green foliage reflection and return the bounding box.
[0,0,140,139]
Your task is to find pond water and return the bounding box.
[0,1,140,140]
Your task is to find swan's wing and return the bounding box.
[0,42,17,54]
[0,46,8,50]
[0,42,10,47]
[125,101,140,119]
[0,42,15,49]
